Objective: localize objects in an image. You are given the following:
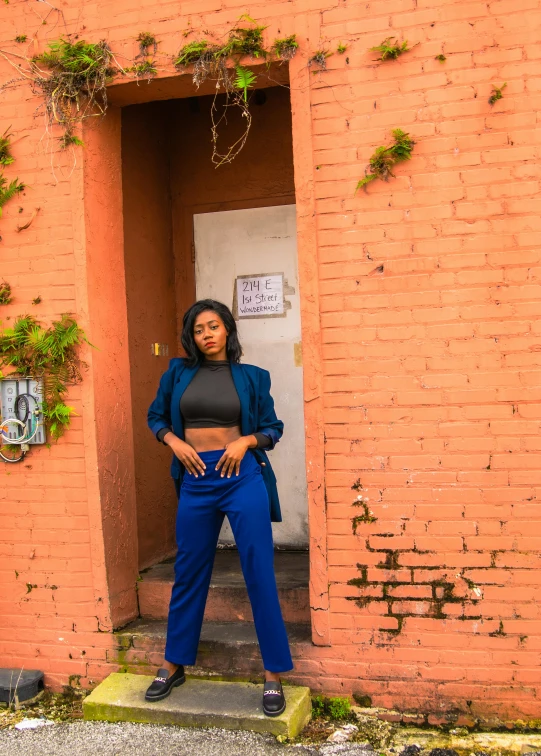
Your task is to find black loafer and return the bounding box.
[145,666,186,702]
[262,680,286,717]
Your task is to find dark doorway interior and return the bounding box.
[120,86,296,571]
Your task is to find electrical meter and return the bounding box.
[0,377,46,445]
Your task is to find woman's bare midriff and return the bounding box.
[184,426,243,452]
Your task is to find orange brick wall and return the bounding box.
[1,0,541,718]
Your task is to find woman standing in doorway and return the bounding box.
[145,299,293,716]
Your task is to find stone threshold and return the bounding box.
[83,672,312,739]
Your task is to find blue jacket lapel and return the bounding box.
[230,362,251,437]
[171,364,198,439]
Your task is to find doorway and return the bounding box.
[120,84,307,570]
[194,205,308,548]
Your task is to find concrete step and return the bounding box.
[138,549,310,624]
[83,672,312,738]
[113,619,313,682]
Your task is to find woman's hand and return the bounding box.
[164,432,206,477]
[215,437,253,478]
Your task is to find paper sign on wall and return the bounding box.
[236,274,284,317]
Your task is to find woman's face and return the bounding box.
[193,310,228,359]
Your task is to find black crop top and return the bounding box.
[156,359,271,449]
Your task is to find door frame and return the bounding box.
[79,54,330,645]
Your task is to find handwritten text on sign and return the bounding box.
[236,275,284,317]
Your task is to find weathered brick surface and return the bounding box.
[0,0,540,719]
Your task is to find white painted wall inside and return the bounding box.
[193,205,308,548]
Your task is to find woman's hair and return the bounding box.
[181,299,243,366]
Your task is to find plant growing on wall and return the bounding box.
[308,49,332,70]
[173,18,299,166]
[356,128,415,192]
[136,32,157,56]
[370,37,414,61]
[0,172,25,217]
[489,82,506,105]
[0,313,91,439]
[0,281,12,304]
[128,32,158,81]
[0,127,25,218]
[30,38,119,146]
[0,127,15,165]
[127,60,158,81]
[271,35,298,60]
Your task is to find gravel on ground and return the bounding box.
[0,720,376,756]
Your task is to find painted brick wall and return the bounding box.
[1,0,540,718]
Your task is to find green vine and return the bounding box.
[489,82,506,105]
[370,37,413,61]
[0,314,91,439]
[356,128,415,192]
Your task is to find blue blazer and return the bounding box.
[147,358,285,522]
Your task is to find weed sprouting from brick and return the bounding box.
[59,133,84,149]
[173,16,274,165]
[309,49,332,70]
[30,38,118,145]
[356,129,415,192]
[136,32,157,56]
[0,127,15,166]
[370,37,414,61]
[0,175,25,218]
[271,34,299,60]
[489,82,507,105]
[127,60,158,80]
[0,281,12,304]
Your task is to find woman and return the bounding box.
[145,298,294,716]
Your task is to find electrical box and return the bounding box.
[0,378,46,445]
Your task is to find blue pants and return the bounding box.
[165,449,294,673]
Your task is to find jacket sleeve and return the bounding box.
[256,369,284,451]
[147,358,180,440]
